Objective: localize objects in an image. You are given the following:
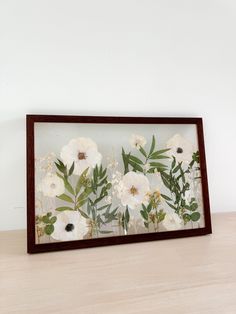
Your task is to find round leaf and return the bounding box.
[44,224,54,235]
[191,212,200,222]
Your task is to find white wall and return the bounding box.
[0,0,235,230]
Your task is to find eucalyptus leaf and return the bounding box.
[50,216,57,224]
[191,212,200,221]
[42,216,50,224]
[190,203,198,211]
[44,224,54,235]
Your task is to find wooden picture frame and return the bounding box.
[27,115,211,253]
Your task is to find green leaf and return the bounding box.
[139,146,147,157]
[125,207,130,223]
[78,209,89,219]
[149,135,156,156]
[57,193,74,203]
[44,224,54,235]
[68,162,75,176]
[171,156,176,169]
[190,203,198,211]
[161,171,170,180]
[161,174,171,190]
[57,159,65,167]
[50,216,57,224]
[161,194,172,201]
[64,179,74,195]
[75,167,89,195]
[142,204,147,211]
[87,200,92,215]
[42,215,50,224]
[77,198,88,208]
[99,230,113,234]
[183,213,191,223]
[122,148,130,174]
[129,160,143,172]
[97,204,111,211]
[173,163,182,173]
[151,155,170,160]
[192,151,200,163]
[101,169,107,179]
[93,195,105,205]
[180,167,186,183]
[191,212,200,221]
[56,172,64,180]
[55,159,67,176]
[55,206,74,211]
[147,202,152,212]
[144,222,149,229]
[149,162,167,168]
[166,201,177,211]
[129,155,144,165]
[77,187,92,203]
[106,182,112,190]
[149,149,170,159]
[140,210,148,221]
[55,162,64,173]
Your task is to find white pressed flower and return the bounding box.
[117,171,150,209]
[51,211,88,241]
[167,134,194,163]
[36,152,56,173]
[38,173,65,197]
[162,212,183,231]
[60,137,102,175]
[130,134,147,149]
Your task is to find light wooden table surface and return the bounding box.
[1,212,236,314]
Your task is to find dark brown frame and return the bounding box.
[27,115,211,253]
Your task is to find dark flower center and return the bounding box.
[65,223,74,232]
[78,152,86,160]
[130,185,138,196]
[176,147,183,154]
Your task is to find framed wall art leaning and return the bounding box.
[27,115,211,253]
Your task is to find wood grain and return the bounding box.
[1,212,235,314]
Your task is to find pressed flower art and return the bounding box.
[27,116,211,253]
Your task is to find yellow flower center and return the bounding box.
[153,190,161,199]
[130,185,138,196]
[78,152,86,160]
